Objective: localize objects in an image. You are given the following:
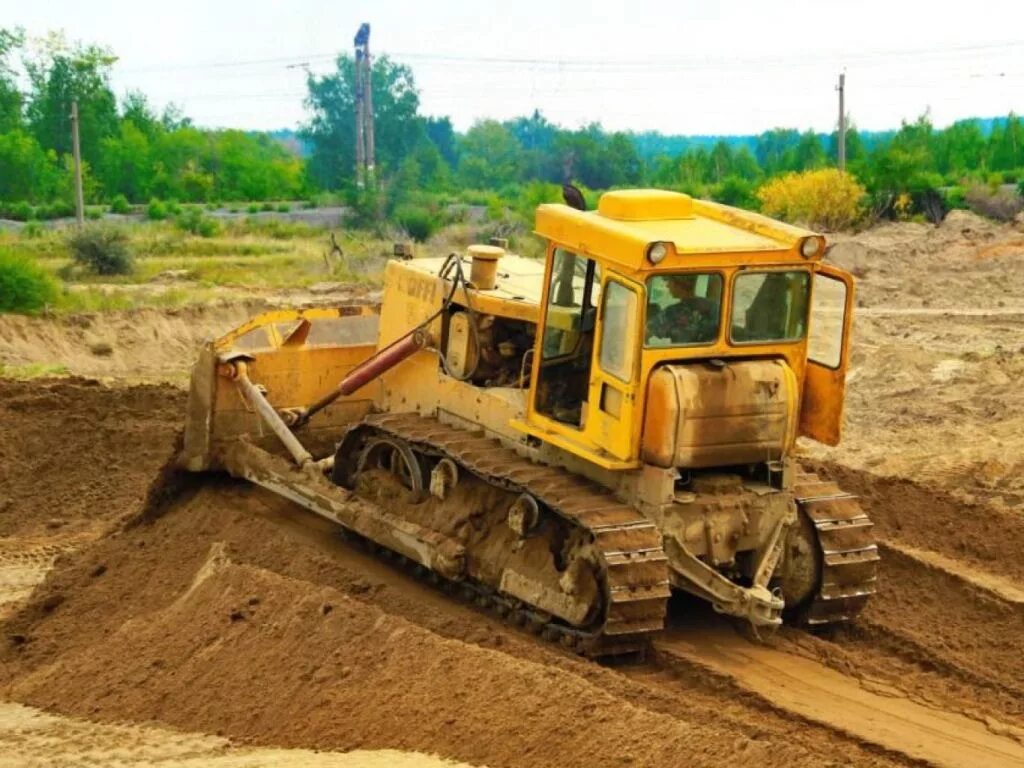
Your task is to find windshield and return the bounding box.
[645,273,723,347]
[730,270,810,343]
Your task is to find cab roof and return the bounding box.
[535,189,823,272]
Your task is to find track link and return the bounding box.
[351,413,672,655]
[794,471,879,624]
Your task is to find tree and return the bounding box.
[302,54,423,189]
[794,130,826,171]
[0,28,24,134]
[755,128,800,175]
[24,34,119,166]
[458,120,524,188]
[989,113,1024,172]
[424,115,458,168]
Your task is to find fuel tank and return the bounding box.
[641,359,798,469]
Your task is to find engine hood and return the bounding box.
[641,359,798,469]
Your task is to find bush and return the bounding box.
[165,199,182,216]
[964,185,1023,222]
[247,203,262,214]
[85,206,103,220]
[175,207,221,237]
[276,202,291,213]
[110,194,131,214]
[147,198,168,221]
[756,169,866,230]
[944,186,967,210]
[712,176,758,210]
[0,250,58,313]
[21,221,43,239]
[261,201,275,212]
[67,226,134,275]
[3,201,34,221]
[393,204,439,242]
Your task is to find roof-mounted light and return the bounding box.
[646,241,670,264]
[800,236,823,259]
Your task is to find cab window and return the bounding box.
[535,248,600,426]
[599,280,639,381]
[730,271,810,343]
[645,273,723,347]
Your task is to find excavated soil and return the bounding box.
[1,212,1023,766]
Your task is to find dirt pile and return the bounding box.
[0,378,185,539]
[3,483,826,768]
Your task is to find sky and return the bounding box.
[2,0,1022,135]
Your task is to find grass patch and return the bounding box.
[0,249,59,313]
[0,362,70,380]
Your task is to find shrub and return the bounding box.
[165,199,183,216]
[21,220,43,239]
[110,194,131,214]
[393,204,439,242]
[276,202,291,213]
[756,168,866,230]
[247,203,262,214]
[175,207,221,237]
[67,226,134,275]
[712,176,758,210]
[147,198,168,221]
[964,185,1023,222]
[5,201,34,221]
[261,201,275,212]
[944,186,967,210]
[85,206,103,220]
[0,250,58,313]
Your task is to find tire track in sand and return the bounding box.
[655,626,1024,768]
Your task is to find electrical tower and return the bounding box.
[354,23,375,188]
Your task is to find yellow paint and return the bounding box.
[194,187,854,477]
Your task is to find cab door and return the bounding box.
[799,264,855,445]
[585,275,642,460]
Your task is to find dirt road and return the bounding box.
[1,211,1023,766]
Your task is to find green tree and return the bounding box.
[0,28,24,133]
[458,120,524,188]
[794,130,826,171]
[755,128,800,175]
[302,54,422,189]
[24,34,119,167]
[989,113,1024,172]
[0,130,60,201]
[934,119,985,176]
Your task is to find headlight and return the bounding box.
[647,241,669,264]
[800,237,823,259]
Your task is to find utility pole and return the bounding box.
[353,23,374,188]
[70,100,85,226]
[836,72,846,173]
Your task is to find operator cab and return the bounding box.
[518,189,855,468]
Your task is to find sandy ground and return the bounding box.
[0,211,1023,766]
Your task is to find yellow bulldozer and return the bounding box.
[180,188,878,656]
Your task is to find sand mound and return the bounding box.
[0,378,185,539]
[1,484,821,768]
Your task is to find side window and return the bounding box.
[535,247,600,427]
[730,271,810,343]
[807,273,848,368]
[541,248,601,360]
[599,281,638,381]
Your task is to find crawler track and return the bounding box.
[349,412,673,655]
[794,471,880,624]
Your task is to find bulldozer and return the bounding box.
[180,188,878,656]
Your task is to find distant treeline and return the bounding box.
[2,28,1023,220]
